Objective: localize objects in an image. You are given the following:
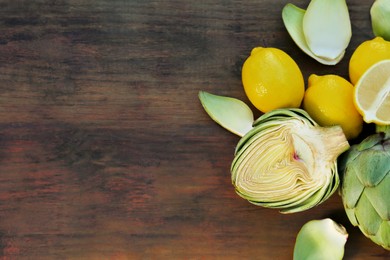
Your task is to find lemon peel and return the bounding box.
[241,47,304,113]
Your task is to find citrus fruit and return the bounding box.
[354,59,390,125]
[303,74,363,140]
[349,37,390,85]
[242,47,304,113]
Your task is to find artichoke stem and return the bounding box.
[376,125,390,139]
[306,125,350,164]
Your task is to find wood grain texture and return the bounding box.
[0,0,388,259]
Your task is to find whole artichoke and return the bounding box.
[339,125,390,250]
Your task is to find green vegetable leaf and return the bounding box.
[294,219,348,260]
[198,91,254,137]
[282,1,348,65]
[303,0,351,60]
[371,0,390,41]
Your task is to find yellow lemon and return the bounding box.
[242,47,304,113]
[354,59,390,125]
[349,37,390,85]
[303,74,363,140]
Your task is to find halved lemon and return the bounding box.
[354,59,390,125]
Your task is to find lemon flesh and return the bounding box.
[354,59,390,125]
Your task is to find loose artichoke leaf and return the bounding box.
[355,192,382,236]
[303,0,351,60]
[371,0,390,41]
[293,218,348,260]
[282,3,345,65]
[198,91,254,137]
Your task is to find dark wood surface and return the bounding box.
[0,0,388,259]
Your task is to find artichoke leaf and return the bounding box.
[303,0,351,60]
[377,221,390,250]
[371,0,390,41]
[282,3,346,65]
[364,175,390,221]
[356,133,383,151]
[345,207,359,226]
[293,219,348,260]
[198,91,254,137]
[354,149,390,187]
[341,165,365,209]
[355,192,383,236]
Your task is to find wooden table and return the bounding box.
[0,0,388,259]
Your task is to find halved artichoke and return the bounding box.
[231,109,349,213]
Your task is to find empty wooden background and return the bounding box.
[0,0,388,259]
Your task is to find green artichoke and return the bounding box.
[339,125,390,250]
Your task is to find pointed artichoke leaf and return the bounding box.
[342,164,365,209]
[282,3,345,65]
[377,221,390,250]
[199,91,254,137]
[355,193,382,236]
[303,0,351,60]
[364,175,390,221]
[338,146,359,173]
[354,149,390,187]
[357,133,383,151]
[345,207,359,226]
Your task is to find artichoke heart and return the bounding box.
[231,109,349,213]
